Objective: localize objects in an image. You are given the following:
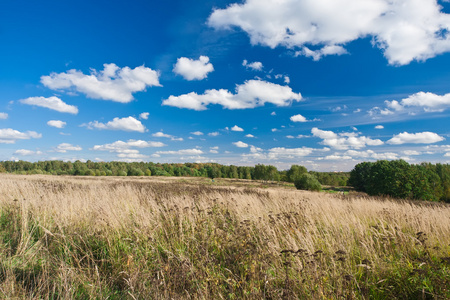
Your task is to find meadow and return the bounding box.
[0,174,449,299]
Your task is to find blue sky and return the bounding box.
[1,0,450,171]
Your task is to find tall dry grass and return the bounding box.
[0,174,448,299]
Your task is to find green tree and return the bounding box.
[286,165,307,182]
[294,174,322,191]
[349,162,374,192]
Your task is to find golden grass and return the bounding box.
[0,174,449,299]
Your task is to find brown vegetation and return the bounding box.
[0,174,448,299]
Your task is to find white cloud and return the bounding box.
[162,79,302,110]
[290,114,308,122]
[344,149,400,160]
[20,96,78,114]
[208,0,450,65]
[41,63,161,103]
[298,45,348,61]
[271,111,276,116]
[0,112,8,119]
[445,152,450,157]
[14,149,43,156]
[173,56,214,80]
[403,150,421,156]
[152,131,183,141]
[319,154,353,161]
[139,112,149,120]
[92,139,165,160]
[267,147,321,160]
[152,132,172,138]
[245,134,255,138]
[375,125,384,129]
[386,92,450,113]
[92,140,165,152]
[231,125,244,132]
[55,143,82,153]
[233,141,249,148]
[312,127,383,150]
[210,146,219,154]
[284,76,290,84]
[156,149,204,155]
[242,59,263,71]
[84,116,146,132]
[190,131,204,136]
[368,106,394,118]
[0,128,42,144]
[271,128,278,132]
[208,132,220,136]
[387,132,445,145]
[47,120,66,128]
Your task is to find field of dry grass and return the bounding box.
[0,174,449,299]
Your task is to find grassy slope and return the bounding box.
[0,174,449,299]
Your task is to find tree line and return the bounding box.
[349,160,450,202]
[0,160,349,185]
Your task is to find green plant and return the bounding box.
[294,173,322,191]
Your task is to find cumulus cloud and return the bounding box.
[173,56,214,80]
[20,96,78,114]
[312,127,384,150]
[139,112,149,120]
[344,149,400,160]
[156,149,204,155]
[231,125,244,132]
[385,92,450,113]
[162,79,302,110]
[84,116,146,132]
[267,147,315,159]
[55,143,82,153]
[0,112,8,119]
[242,59,263,70]
[47,120,66,128]
[387,132,445,145]
[401,92,448,109]
[319,154,353,161]
[0,128,42,144]
[14,149,43,156]
[208,132,220,136]
[152,131,183,141]
[92,139,165,160]
[41,63,161,103]
[245,134,255,138]
[241,146,327,162]
[233,141,249,148]
[375,125,384,129]
[92,139,165,152]
[290,114,308,122]
[208,0,450,65]
[403,150,421,156]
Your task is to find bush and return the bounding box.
[294,173,322,191]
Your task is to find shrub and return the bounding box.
[294,173,322,191]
